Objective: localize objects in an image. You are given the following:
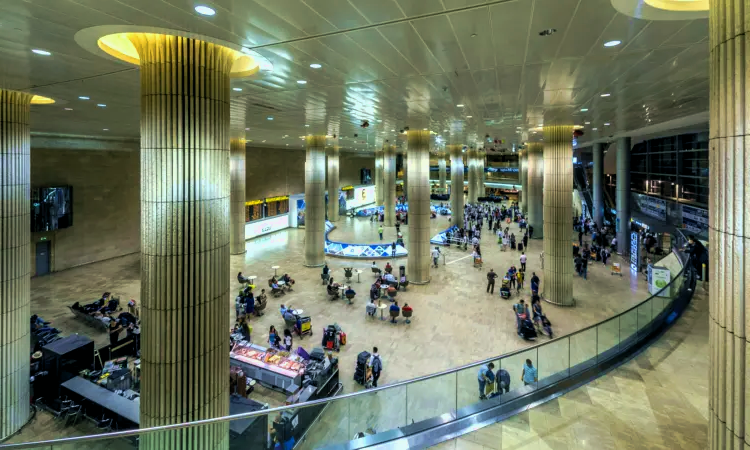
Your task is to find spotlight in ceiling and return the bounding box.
[297,80,307,84]
[310,63,322,69]
[538,28,557,36]
[600,93,611,97]
[32,49,51,56]
[466,115,473,118]
[233,87,243,91]
[592,128,598,131]
[604,40,622,47]
[103,128,109,131]
[305,124,310,127]
[580,108,588,112]
[64,108,73,111]
[267,116,273,120]
[245,127,249,130]
[194,5,216,16]
[457,104,464,107]
[79,96,90,100]
[585,121,591,125]
[97,104,106,107]
[604,122,611,126]
[262,140,266,142]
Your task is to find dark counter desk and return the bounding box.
[61,376,139,425]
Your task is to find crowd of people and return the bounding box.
[477,358,538,400]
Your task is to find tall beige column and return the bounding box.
[407,130,431,284]
[383,144,396,226]
[478,149,486,199]
[375,147,384,206]
[708,4,749,449]
[327,145,340,222]
[402,153,408,200]
[0,90,32,440]
[449,144,465,227]
[229,136,246,254]
[438,151,447,194]
[131,35,231,449]
[542,126,575,306]
[304,136,326,267]
[467,149,477,204]
[527,143,544,238]
[520,150,528,213]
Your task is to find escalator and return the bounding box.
[574,163,616,225]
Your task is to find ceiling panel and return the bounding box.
[524,0,580,63]
[448,7,495,70]
[410,15,470,72]
[346,0,405,23]
[489,1,532,67]
[302,0,370,30]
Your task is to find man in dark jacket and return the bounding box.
[486,269,498,294]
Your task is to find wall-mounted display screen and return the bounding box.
[31,186,73,232]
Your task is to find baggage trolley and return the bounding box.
[610,262,622,277]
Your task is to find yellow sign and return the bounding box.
[245,199,263,206]
[265,196,289,202]
[341,185,354,191]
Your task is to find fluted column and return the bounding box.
[467,149,477,204]
[0,90,32,441]
[383,144,396,227]
[131,34,231,449]
[375,148,384,206]
[527,143,544,239]
[305,136,327,267]
[592,142,604,229]
[542,126,574,306]
[402,153,408,200]
[230,137,246,255]
[616,137,631,255]
[327,145,340,222]
[478,149,486,199]
[449,145,465,228]
[407,130,431,284]
[708,5,749,449]
[519,150,528,213]
[438,152,447,194]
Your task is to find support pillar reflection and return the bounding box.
[708,6,749,448]
[402,153,408,200]
[304,136,327,267]
[0,90,32,441]
[406,130,431,284]
[467,149,477,204]
[449,144,464,228]
[383,144,396,227]
[375,147,384,206]
[526,143,544,239]
[478,149,486,199]
[229,136,246,255]
[616,137,631,255]
[542,126,575,306]
[592,142,604,229]
[520,150,528,214]
[438,152,447,194]
[130,34,231,449]
[327,145,340,223]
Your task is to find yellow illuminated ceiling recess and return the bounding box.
[30,95,55,105]
[98,33,260,78]
[643,0,708,11]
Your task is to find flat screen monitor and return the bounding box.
[31,186,73,232]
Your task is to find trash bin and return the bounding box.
[399,265,406,278]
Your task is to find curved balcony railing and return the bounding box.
[1,250,696,450]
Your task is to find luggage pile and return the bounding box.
[354,351,372,388]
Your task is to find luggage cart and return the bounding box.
[610,262,622,277]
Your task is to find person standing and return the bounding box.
[486,269,498,294]
[519,252,527,272]
[578,230,584,247]
[522,232,528,250]
[392,241,397,257]
[496,367,511,394]
[530,272,540,295]
[528,225,534,239]
[521,359,538,386]
[378,225,384,240]
[431,246,441,268]
[369,347,383,387]
[516,270,524,292]
[602,248,609,266]
[581,256,588,280]
[477,362,495,400]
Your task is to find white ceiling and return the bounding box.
[0,0,709,152]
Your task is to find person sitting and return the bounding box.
[237,272,250,284]
[280,304,288,317]
[256,289,267,306]
[366,298,377,317]
[370,283,381,301]
[281,273,295,290]
[371,261,381,274]
[385,262,393,273]
[322,264,329,276]
[389,301,400,323]
[345,287,356,298]
[383,272,396,283]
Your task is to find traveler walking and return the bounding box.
[378,226,384,240]
[369,347,383,387]
[519,252,527,272]
[521,359,538,386]
[477,362,495,400]
[486,269,498,294]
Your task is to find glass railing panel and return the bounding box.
[619,308,638,350]
[346,385,407,441]
[537,337,570,387]
[456,360,498,411]
[637,297,654,335]
[295,398,350,449]
[596,317,620,361]
[405,372,456,424]
[500,347,539,392]
[569,327,597,374]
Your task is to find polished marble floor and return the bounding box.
[430,287,709,450]
[15,205,654,447]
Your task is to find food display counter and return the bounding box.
[230,343,304,393]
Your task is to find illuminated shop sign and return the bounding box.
[245,214,289,239]
[245,199,263,206]
[265,196,289,202]
[341,185,354,191]
[630,231,640,271]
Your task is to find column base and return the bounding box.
[541,295,576,307]
[304,262,325,268]
[230,250,247,255]
[410,278,430,285]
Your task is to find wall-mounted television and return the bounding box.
[31,186,73,232]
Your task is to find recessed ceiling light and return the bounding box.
[262,140,266,143]
[79,96,90,100]
[103,128,109,131]
[600,93,611,97]
[516,127,522,129]
[592,128,598,131]
[457,104,464,107]
[297,80,307,84]
[604,122,611,126]
[245,127,249,130]
[267,117,273,120]
[310,63,322,69]
[580,108,588,112]
[391,129,395,132]
[233,87,242,91]
[286,144,289,146]
[32,49,51,56]
[604,40,622,47]
[64,108,73,111]
[444,129,448,132]
[537,123,543,127]
[423,128,427,130]
[97,104,106,107]
[466,115,473,118]
[305,124,310,127]
[194,5,216,16]
[585,121,591,125]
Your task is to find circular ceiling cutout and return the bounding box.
[644,0,707,11]
[611,0,707,19]
[75,26,273,78]
[31,95,55,105]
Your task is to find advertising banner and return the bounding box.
[681,205,708,233]
[245,214,289,239]
[637,194,667,221]
[648,265,671,297]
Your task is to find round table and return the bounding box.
[379,286,389,299]
[339,285,349,299]
[247,275,257,284]
[377,303,389,321]
[272,266,280,276]
[277,280,286,286]
[354,269,363,283]
[292,309,303,316]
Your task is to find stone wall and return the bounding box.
[30,148,140,274]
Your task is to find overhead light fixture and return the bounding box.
[286,144,289,146]
[391,129,395,132]
[592,127,598,130]
[604,122,611,126]
[580,108,588,112]
[305,124,310,127]
[600,93,611,97]
[262,140,266,142]
[64,108,73,111]
[310,63,322,69]
[537,123,543,127]
[444,129,448,132]
[31,49,51,56]
[103,128,109,131]
[516,126,522,129]
[267,116,273,120]
[585,121,591,125]
[457,104,464,107]
[297,80,307,84]
[466,115,473,118]
[245,127,249,130]
[233,87,243,91]
[79,96,90,100]
[604,40,622,47]
[97,104,106,107]
[194,5,216,16]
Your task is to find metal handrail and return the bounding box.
[0,254,688,449]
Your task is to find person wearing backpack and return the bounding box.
[369,347,383,387]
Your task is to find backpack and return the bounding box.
[371,355,382,373]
